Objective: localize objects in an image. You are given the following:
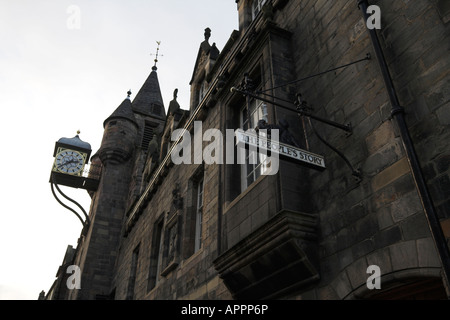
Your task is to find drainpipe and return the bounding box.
[357,0,450,297]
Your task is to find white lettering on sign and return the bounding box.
[235,129,325,169]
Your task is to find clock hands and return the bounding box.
[57,158,79,169]
[55,150,84,174]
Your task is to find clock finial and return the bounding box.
[127,89,132,100]
[77,130,81,135]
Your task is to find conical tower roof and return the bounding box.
[103,93,138,128]
[132,66,166,118]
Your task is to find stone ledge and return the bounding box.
[213,210,319,299]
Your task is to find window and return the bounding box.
[126,244,140,300]
[183,166,205,258]
[194,178,204,252]
[199,80,208,106]
[148,217,164,291]
[240,99,269,191]
[141,122,154,150]
[252,0,268,20]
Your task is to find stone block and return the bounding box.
[425,79,450,112]
[319,254,340,284]
[373,225,402,249]
[416,237,441,268]
[429,175,450,204]
[336,227,351,252]
[365,120,397,154]
[422,162,437,181]
[363,137,405,177]
[436,199,450,220]
[436,0,450,22]
[346,257,370,290]
[352,239,375,261]
[389,240,419,270]
[441,218,450,238]
[342,203,367,226]
[389,190,423,223]
[436,102,450,126]
[377,206,395,230]
[366,247,393,275]
[436,153,450,174]
[338,248,354,270]
[251,201,269,232]
[371,157,411,192]
[228,226,240,249]
[400,212,432,241]
[330,271,352,299]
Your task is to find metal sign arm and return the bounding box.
[231,87,352,133]
[230,87,361,180]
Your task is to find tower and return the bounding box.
[67,94,138,299]
[69,60,167,299]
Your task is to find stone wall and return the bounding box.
[90,0,449,300]
[112,95,231,300]
[270,0,449,298]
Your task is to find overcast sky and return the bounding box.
[0,0,238,300]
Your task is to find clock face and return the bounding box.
[54,149,85,175]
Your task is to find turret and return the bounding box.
[99,91,139,165]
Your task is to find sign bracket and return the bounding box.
[230,86,362,180]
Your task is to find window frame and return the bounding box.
[126,244,140,300]
[194,178,204,252]
[147,215,164,292]
[240,99,269,192]
[198,80,208,106]
[252,0,268,20]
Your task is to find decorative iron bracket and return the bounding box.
[50,173,90,233]
[295,93,353,134]
[295,93,361,180]
[230,86,362,180]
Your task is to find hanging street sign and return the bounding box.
[235,129,326,170]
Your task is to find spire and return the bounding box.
[104,91,138,128]
[132,44,166,118]
[151,41,162,71]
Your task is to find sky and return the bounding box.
[0,0,238,300]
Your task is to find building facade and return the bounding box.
[45,0,450,300]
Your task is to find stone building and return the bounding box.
[44,0,450,300]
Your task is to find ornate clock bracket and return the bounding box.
[50,173,90,233]
[49,132,97,235]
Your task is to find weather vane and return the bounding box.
[150,41,163,70]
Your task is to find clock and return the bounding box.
[54,149,86,175]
